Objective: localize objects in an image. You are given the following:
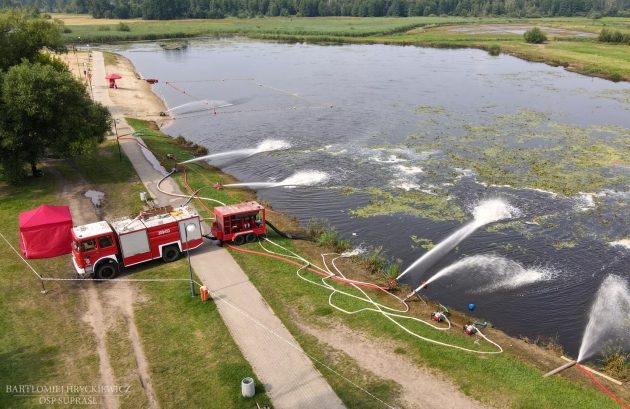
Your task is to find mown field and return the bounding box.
[57,14,630,81]
[129,118,628,409]
[0,139,270,408]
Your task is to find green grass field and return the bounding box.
[0,140,270,408]
[129,118,627,409]
[0,171,100,409]
[58,14,630,81]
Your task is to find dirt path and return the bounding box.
[82,286,121,409]
[298,321,487,409]
[105,287,160,409]
[50,163,160,409]
[50,165,119,408]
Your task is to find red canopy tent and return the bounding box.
[105,73,121,88]
[19,205,73,259]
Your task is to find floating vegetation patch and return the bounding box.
[552,240,578,249]
[339,186,358,196]
[415,104,447,115]
[495,109,551,128]
[496,243,529,254]
[597,89,630,107]
[531,215,560,229]
[405,108,630,196]
[410,235,434,250]
[349,188,466,222]
[485,220,534,240]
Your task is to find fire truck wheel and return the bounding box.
[96,263,118,280]
[246,233,257,243]
[233,235,245,246]
[162,245,181,262]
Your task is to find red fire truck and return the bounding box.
[71,205,203,279]
[210,201,267,245]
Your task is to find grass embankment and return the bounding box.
[0,170,99,409]
[128,117,627,408]
[124,260,271,408]
[0,140,270,408]
[57,14,630,82]
[0,142,141,408]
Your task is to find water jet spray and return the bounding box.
[544,275,629,392]
[177,139,291,165]
[403,254,551,302]
[221,170,329,189]
[396,199,518,283]
[164,100,233,115]
[576,275,630,363]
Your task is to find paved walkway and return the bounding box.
[92,51,345,409]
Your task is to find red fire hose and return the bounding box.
[225,243,388,291]
[576,364,630,409]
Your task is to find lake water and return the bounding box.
[117,39,630,357]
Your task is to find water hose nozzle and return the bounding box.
[403,292,416,302]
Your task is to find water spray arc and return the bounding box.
[164,100,234,115]
[577,274,630,363]
[399,199,519,300]
[406,255,554,302]
[177,139,291,165]
[543,274,628,408]
[221,170,329,189]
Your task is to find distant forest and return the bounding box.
[2,0,629,19]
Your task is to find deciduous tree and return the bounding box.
[0,10,65,71]
[0,62,111,183]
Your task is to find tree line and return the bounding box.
[2,0,629,19]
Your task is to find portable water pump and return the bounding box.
[464,324,478,335]
[431,311,446,322]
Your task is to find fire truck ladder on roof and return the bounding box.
[139,206,174,219]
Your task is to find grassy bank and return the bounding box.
[0,169,99,409]
[0,141,146,408]
[128,117,627,408]
[57,14,630,82]
[128,261,271,408]
[0,140,270,408]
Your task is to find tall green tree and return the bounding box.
[0,11,110,183]
[0,62,111,183]
[0,10,65,71]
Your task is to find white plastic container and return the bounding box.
[241,377,255,398]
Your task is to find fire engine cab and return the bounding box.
[71,205,203,279]
[210,201,267,245]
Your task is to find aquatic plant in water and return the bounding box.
[405,109,630,196]
[350,188,466,222]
